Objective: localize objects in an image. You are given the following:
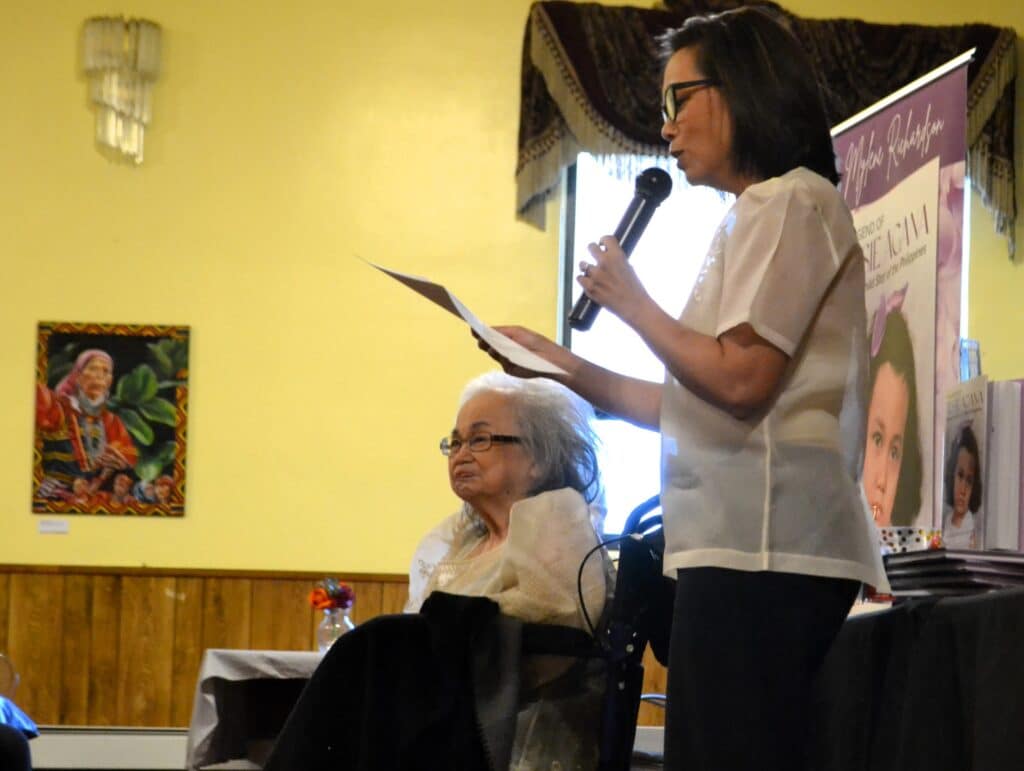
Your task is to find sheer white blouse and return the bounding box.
[660,167,889,591]
[405,487,609,629]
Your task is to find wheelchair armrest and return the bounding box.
[520,623,600,658]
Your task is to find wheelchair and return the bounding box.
[518,493,672,771]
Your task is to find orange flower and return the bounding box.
[309,579,355,610]
[309,587,334,610]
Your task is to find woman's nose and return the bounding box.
[660,119,676,142]
[450,443,473,461]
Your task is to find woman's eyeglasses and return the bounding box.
[662,79,717,122]
[440,432,522,457]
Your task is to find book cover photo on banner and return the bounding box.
[856,159,939,530]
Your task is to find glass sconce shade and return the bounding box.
[82,17,161,164]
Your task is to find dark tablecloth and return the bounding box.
[809,588,1024,771]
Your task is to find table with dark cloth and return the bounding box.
[809,588,1024,771]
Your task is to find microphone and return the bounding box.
[568,167,673,331]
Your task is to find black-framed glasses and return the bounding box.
[662,79,717,122]
[439,432,523,457]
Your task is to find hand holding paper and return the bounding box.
[367,261,568,376]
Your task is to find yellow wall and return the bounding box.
[1,1,1020,573]
[0,0,558,573]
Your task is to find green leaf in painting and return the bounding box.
[147,341,175,380]
[133,364,159,403]
[119,364,159,405]
[118,407,154,446]
[168,338,189,373]
[135,459,162,482]
[47,362,73,388]
[138,397,178,427]
[115,373,132,402]
[135,441,177,481]
[153,440,177,466]
[46,342,80,386]
[118,370,142,403]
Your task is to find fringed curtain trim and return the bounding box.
[965,27,1017,253]
[516,1,1016,256]
[516,2,674,227]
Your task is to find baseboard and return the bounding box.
[632,726,664,754]
[31,726,191,770]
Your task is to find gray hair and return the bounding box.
[457,372,602,504]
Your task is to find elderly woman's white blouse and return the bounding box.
[660,166,889,590]
[405,487,608,629]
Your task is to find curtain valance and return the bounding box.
[516,1,1016,254]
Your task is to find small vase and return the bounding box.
[316,607,355,653]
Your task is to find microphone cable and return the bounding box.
[576,533,644,642]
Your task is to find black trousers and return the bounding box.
[663,567,859,771]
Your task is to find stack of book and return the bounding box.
[884,548,1024,597]
[942,375,1023,551]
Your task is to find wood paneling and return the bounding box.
[348,580,383,625]
[8,574,64,723]
[202,578,252,652]
[0,566,412,728]
[169,577,204,727]
[116,577,176,725]
[380,582,410,616]
[0,565,665,728]
[250,579,314,651]
[59,575,92,724]
[88,575,121,725]
[0,574,9,659]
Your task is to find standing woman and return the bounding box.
[479,7,888,770]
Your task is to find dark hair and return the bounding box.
[944,424,983,513]
[658,6,839,185]
[868,309,922,525]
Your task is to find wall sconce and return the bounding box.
[82,17,161,164]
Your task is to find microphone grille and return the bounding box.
[635,167,673,204]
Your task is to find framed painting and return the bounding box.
[32,322,189,517]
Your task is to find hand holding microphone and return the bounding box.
[568,167,673,331]
[576,236,648,326]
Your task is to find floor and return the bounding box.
[30,725,665,769]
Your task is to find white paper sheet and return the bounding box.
[367,261,568,376]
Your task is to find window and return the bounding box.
[560,152,732,534]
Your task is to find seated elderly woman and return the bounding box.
[264,373,611,771]
[406,371,608,625]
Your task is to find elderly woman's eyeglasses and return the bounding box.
[662,79,717,122]
[439,432,523,457]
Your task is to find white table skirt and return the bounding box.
[185,649,321,771]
